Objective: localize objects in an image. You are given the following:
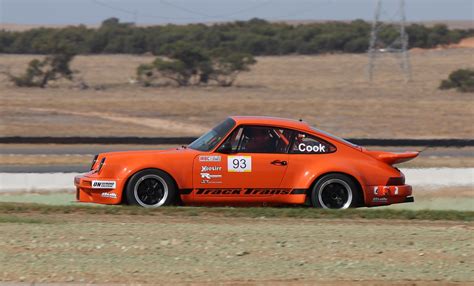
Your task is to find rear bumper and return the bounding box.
[366,184,414,206]
[74,173,123,205]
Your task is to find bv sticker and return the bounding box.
[228,156,252,172]
[91,180,116,189]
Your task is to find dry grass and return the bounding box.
[1,210,472,284]
[0,48,473,138]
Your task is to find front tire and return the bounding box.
[311,174,359,209]
[126,169,177,208]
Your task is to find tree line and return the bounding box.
[1,18,472,55]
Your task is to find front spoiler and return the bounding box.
[74,173,123,205]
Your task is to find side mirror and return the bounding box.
[217,142,232,154]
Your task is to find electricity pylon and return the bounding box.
[367,0,411,83]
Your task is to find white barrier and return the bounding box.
[0,168,473,192]
[403,168,474,187]
[0,173,81,192]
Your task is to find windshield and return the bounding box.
[188,118,236,151]
[311,127,359,148]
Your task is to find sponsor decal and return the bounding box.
[298,143,327,153]
[200,173,222,179]
[228,156,252,172]
[200,180,223,184]
[199,155,221,162]
[91,180,116,189]
[201,166,222,172]
[195,188,292,196]
[372,197,388,203]
[101,192,117,199]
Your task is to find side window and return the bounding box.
[273,128,294,153]
[290,132,336,154]
[237,126,294,154]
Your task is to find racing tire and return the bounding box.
[125,169,178,208]
[311,174,359,209]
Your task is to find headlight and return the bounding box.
[97,157,106,173]
[90,155,98,170]
[91,156,106,174]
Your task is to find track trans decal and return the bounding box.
[195,188,293,196]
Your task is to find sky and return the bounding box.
[1,0,473,25]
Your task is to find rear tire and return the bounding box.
[125,169,177,208]
[311,174,359,209]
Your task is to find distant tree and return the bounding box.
[439,69,474,93]
[137,46,256,87]
[209,50,256,86]
[137,43,211,86]
[7,51,75,88]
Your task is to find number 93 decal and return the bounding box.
[228,156,252,172]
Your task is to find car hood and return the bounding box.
[98,147,197,158]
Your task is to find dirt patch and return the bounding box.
[0,213,472,284]
[411,37,474,53]
[450,37,474,49]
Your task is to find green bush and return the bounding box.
[439,69,474,93]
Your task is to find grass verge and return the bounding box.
[0,214,53,224]
[0,202,472,221]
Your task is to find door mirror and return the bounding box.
[217,142,232,154]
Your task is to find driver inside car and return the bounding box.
[241,127,276,153]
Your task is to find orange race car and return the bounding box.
[74,116,419,209]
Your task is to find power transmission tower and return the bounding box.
[367,0,411,83]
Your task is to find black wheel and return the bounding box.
[125,169,177,208]
[311,174,359,209]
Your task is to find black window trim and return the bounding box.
[214,124,295,154]
[213,124,338,155]
[191,117,236,152]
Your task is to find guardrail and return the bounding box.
[0,137,472,147]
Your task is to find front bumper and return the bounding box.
[367,184,414,206]
[74,173,123,205]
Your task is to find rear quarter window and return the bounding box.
[290,132,336,154]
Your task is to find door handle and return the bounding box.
[271,160,287,166]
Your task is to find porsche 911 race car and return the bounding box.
[74,116,418,209]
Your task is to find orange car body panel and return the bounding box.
[74,116,417,207]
